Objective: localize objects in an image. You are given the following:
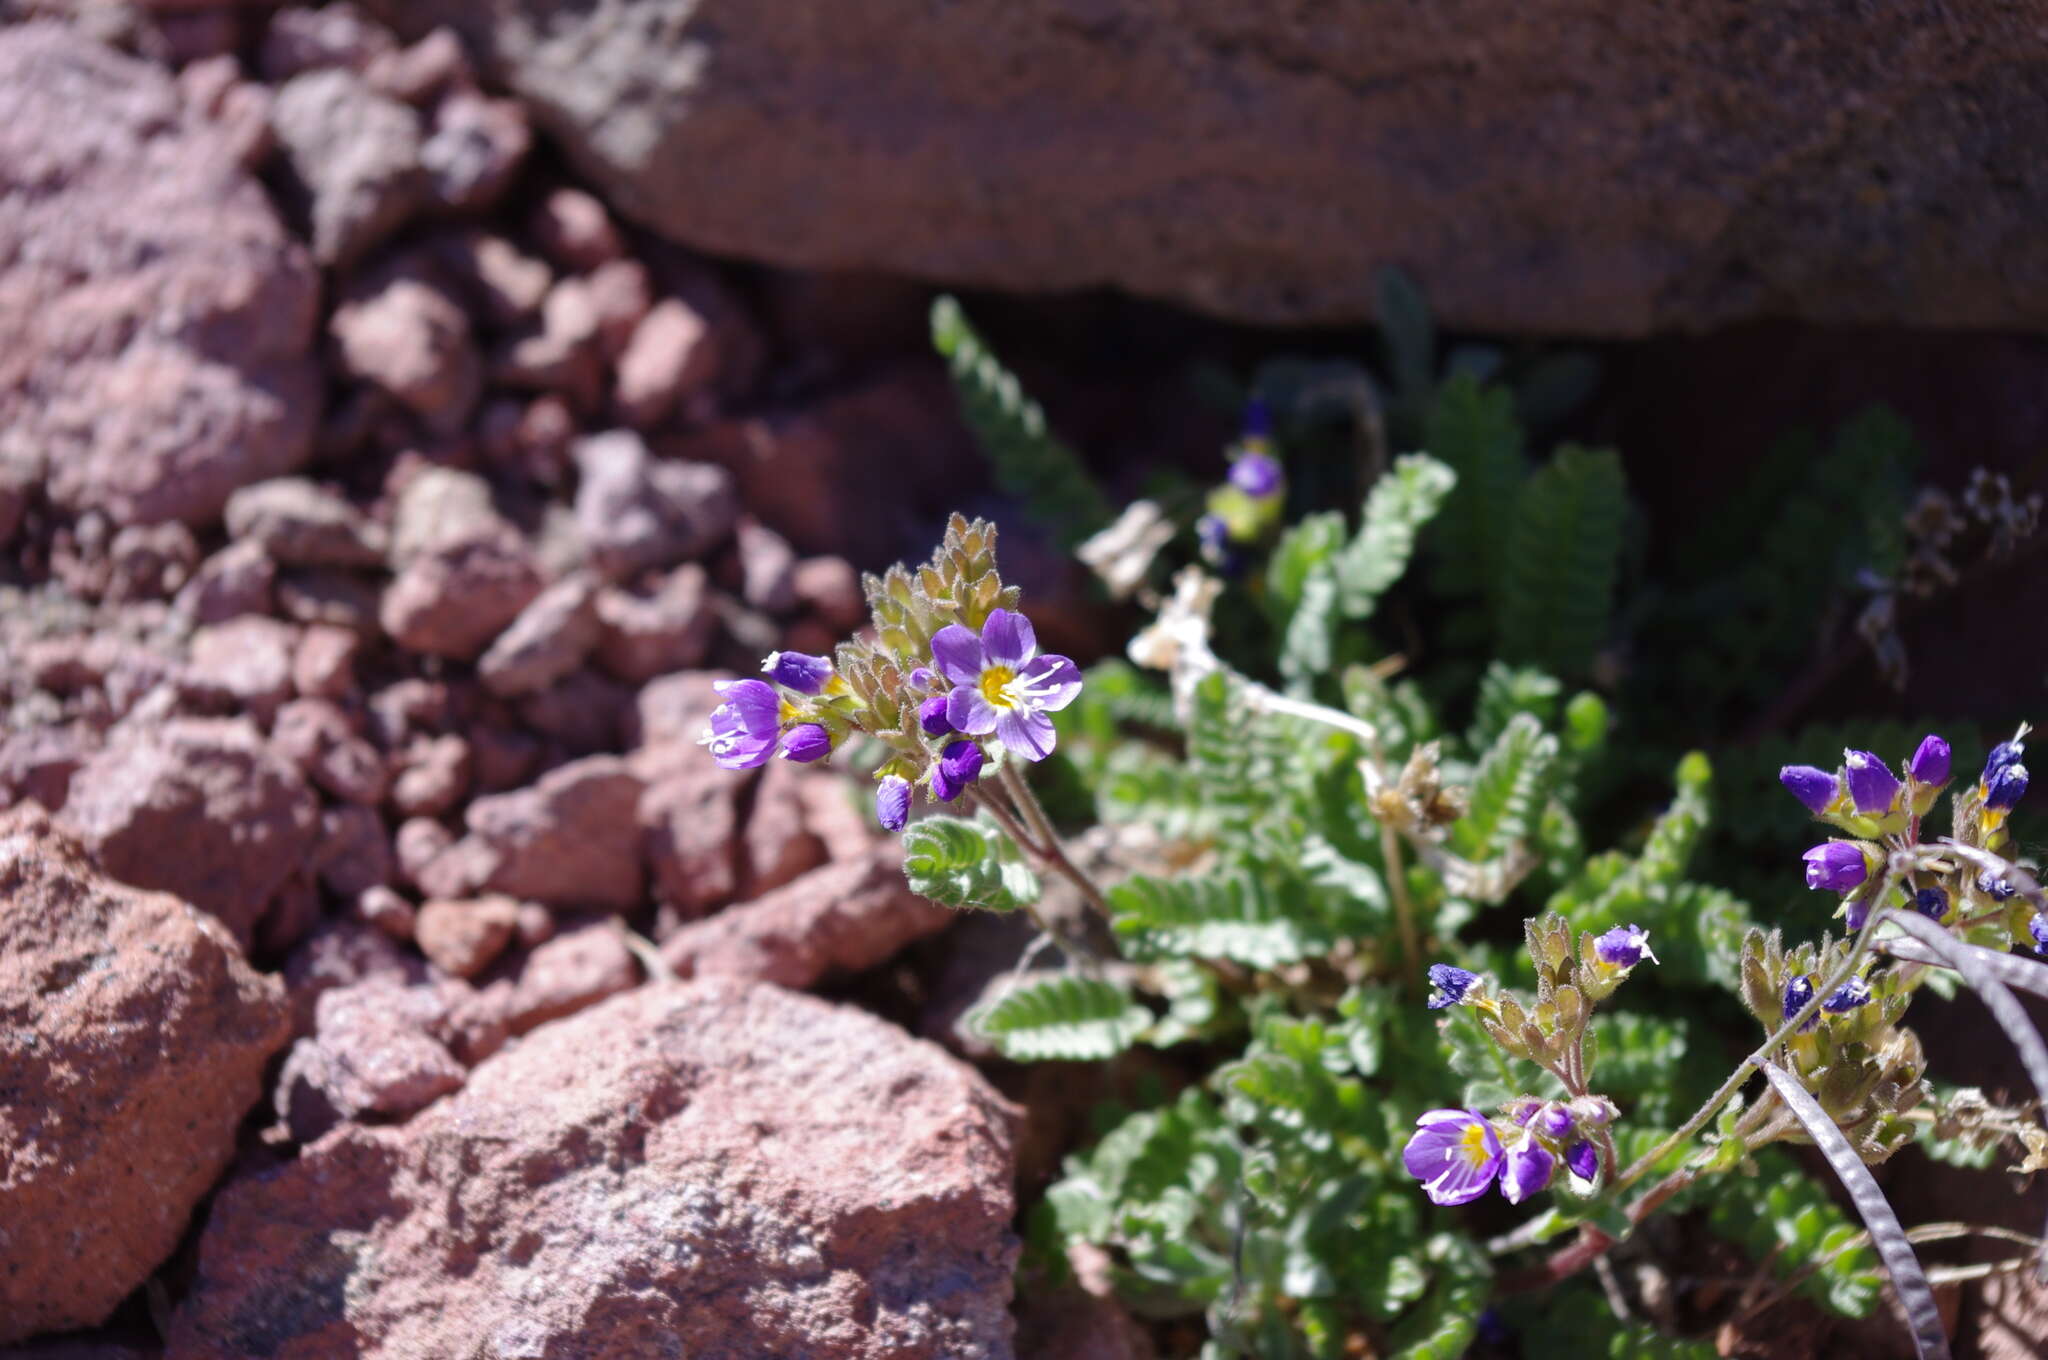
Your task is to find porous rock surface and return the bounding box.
[0,23,318,527]
[0,807,290,1343]
[169,979,1022,1359]
[373,0,2048,335]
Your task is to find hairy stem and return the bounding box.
[1000,760,1113,923]
[1379,816,1423,995]
[969,787,1103,970]
[1500,1166,1699,1292]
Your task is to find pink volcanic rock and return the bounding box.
[281,919,507,1063]
[741,756,827,899]
[414,894,520,978]
[613,295,716,428]
[224,477,385,569]
[592,562,716,683]
[58,717,320,947]
[659,845,953,990]
[503,920,639,1034]
[387,732,471,817]
[628,668,731,748]
[378,471,545,659]
[570,428,737,580]
[0,23,319,529]
[269,67,427,268]
[329,269,482,436]
[476,571,602,697]
[185,615,299,724]
[275,978,468,1142]
[0,807,289,1343]
[169,980,1020,1359]
[459,754,645,909]
[639,756,750,920]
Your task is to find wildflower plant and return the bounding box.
[698,290,2048,1357]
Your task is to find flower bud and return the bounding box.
[1822,977,1872,1012]
[2031,914,2048,957]
[779,723,832,763]
[1229,451,1284,499]
[1564,1139,1599,1182]
[1843,749,1901,816]
[931,740,984,802]
[763,650,834,695]
[1984,762,2029,812]
[1779,765,1839,816]
[1913,887,1948,921]
[1802,841,1869,893]
[1907,734,1951,786]
[1426,963,1480,1011]
[1982,739,2026,788]
[1532,1104,1575,1141]
[918,694,954,737]
[1783,975,1820,1032]
[875,775,911,832]
[1499,1136,1555,1205]
[1593,924,1656,969]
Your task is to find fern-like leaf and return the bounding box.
[1448,712,1559,862]
[1424,374,1528,597]
[901,814,1039,911]
[1110,870,1336,969]
[1498,444,1626,677]
[968,974,1151,1061]
[930,296,1115,548]
[1336,453,1457,618]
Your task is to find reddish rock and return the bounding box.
[422,88,530,213]
[529,185,625,272]
[330,270,482,436]
[415,893,520,978]
[497,274,604,406]
[614,296,716,429]
[461,754,645,909]
[477,571,602,697]
[355,883,418,941]
[512,668,632,756]
[0,807,289,1343]
[661,846,953,990]
[256,869,324,957]
[275,568,384,634]
[2,23,318,529]
[795,768,881,862]
[466,721,541,792]
[792,554,866,631]
[367,675,452,749]
[364,26,471,105]
[276,979,468,1141]
[413,834,493,901]
[629,668,730,748]
[572,429,737,580]
[293,623,362,699]
[170,980,1020,1359]
[640,758,749,920]
[105,522,200,603]
[259,3,397,81]
[587,256,653,358]
[592,563,716,682]
[224,477,385,568]
[185,615,298,724]
[59,718,320,947]
[392,814,455,889]
[270,67,427,268]
[177,540,276,624]
[0,724,93,814]
[742,756,828,898]
[434,230,551,326]
[381,531,545,660]
[272,697,390,806]
[735,515,798,613]
[389,732,471,817]
[514,899,557,949]
[281,916,423,1034]
[313,802,396,899]
[504,921,639,1034]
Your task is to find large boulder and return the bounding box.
[170,980,1021,1359]
[0,23,318,527]
[0,808,290,1342]
[370,0,2048,335]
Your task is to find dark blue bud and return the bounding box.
[1228,451,1284,499]
[1242,397,1273,439]
[1908,734,1951,786]
[1426,963,1479,1010]
[1822,977,1872,1012]
[1984,762,2029,812]
[918,694,954,737]
[1564,1139,1599,1182]
[1980,871,2019,902]
[1843,749,1901,816]
[1783,975,1819,1031]
[931,740,984,802]
[779,723,832,763]
[1983,739,2027,786]
[875,775,911,832]
[2031,914,2048,957]
[1914,887,1948,920]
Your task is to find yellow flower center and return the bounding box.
[1456,1121,1492,1170]
[778,699,803,724]
[980,665,1017,709]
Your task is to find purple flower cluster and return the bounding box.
[1402,1100,1594,1207]
[1196,401,1287,572]
[700,649,843,771]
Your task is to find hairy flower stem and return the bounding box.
[969,784,1104,971]
[1613,884,1893,1193]
[1378,817,1423,995]
[999,760,1113,924]
[1500,1166,1699,1292]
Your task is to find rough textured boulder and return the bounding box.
[170,980,1021,1359]
[0,808,290,1343]
[372,0,2048,335]
[0,23,319,527]
[58,718,320,947]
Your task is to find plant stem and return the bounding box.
[1379,816,1423,995]
[1499,1166,1698,1292]
[968,787,1102,970]
[999,760,1113,923]
[1612,887,1891,1193]
[1241,684,1380,749]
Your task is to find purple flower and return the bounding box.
[2030,914,2048,957]
[779,722,832,763]
[1532,1104,1575,1141]
[1229,451,1284,499]
[918,694,954,737]
[931,740,984,802]
[1984,762,2029,812]
[933,609,1082,762]
[763,650,833,694]
[1780,765,1839,816]
[1914,887,1949,921]
[1402,1109,1503,1207]
[1802,842,1869,893]
[1499,1135,1555,1205]
[700,678,782,770]
[1980,871,2019,902]
[1908,735,1951,786]
[1783,975,1819,1032]
[1843,749,1901,816]
[1823,977,1872,1013]
[908,667,937,690]
[1565,1139,1599,1182]
[1983,739,2027,787]
[1426,963,1479,1010]
[1593,924,1656,969]
[875,775,911,832]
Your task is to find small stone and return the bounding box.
[276,568,385,634]
[393,815,456,890]
[505,922,638,1035]
[734,516,798,613]
[462,754,646,910]
[389,733,471,818]
[466,722,541,793]
[514,901,556,950]
[275,979,467,1142]
[592,563,716,683]
[433,230,551,326]
[477,572,602,698]
[367,677,451,749]
[513,668,633,757]
[315,802,395,899]
[270,67,427,268]
[587,257,653,358]
[529,186,624,272]
[614,296,717,429]
[497,276,604,407]
[415,894,520,978]
[224,477,385,568]
[272,698,389,806]
[795,768,879,863]
[381,534,545,660]
[185,616,298,724]
[572,430,737,580]
[176,540,276,624]
[362,27,470,105]
[422,89,530,213]
[258,2,396,81]
[292,623,361,699]
[742,757,827,900]
[641,759,748,921]
[105,522,199,603]
[629,669,731,748]
[355,884,417,942]
[329,274,482,437]
[791,555,865,630]
[257,870,323,958]
[0,725,92,815]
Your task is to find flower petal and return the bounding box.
[980,608,1036,668]
[930,624,984,687]
[996,707,1057,762]
[1019,654,1083,712]
[947,687,1000,735]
